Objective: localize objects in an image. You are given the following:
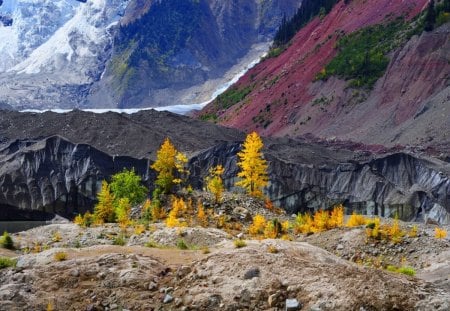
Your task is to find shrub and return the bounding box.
[0,257,17,269]
[408,225,418,238]
[249,214,267,235]
[197,201,208,227]
[54,251,68,262]
[110,168,147,205]
[201,246,210,254]
[435,227,448,239]
[234,239,247,248]
[389,216,403,243]
[134,224,146,235]
[52,231,62,242]
[346,213,367,227]
[398,266,416,277]
[176,239,188,250]
[268,245,279,254]
[0,231,14,250]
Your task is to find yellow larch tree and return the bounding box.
[151,138,188,194]
[206,165,225,203]
[93,181,115,223]
[236,132,269,198]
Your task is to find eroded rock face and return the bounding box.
[0,132,448,224]
[0,136,150,220]
[189,140,450,223]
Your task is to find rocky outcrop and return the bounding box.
[189,140,450,224]
[0,111,448,223]
[0,136,150,220]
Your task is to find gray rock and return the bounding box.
[148,282,158,291]
[286,298,301,310]
[163,294,174,304]
[243,267,260,280]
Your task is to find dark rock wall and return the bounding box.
[1,136,448,224]
[189,142,450,224]
[0,136,150,220]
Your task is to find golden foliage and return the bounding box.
[389,216,403,243]
[54,251,68,262]
[236,132,269,198]
[134,224,146,235]
[264,221,278,239]
[249,214,267,235]
[293,205,345,234]
[151,138,188,193]
[435,227,448,239]
[93,181,115,223]
[206,165,225,203]
[116,198,132,230]
[234,239,247,248]
[52,231,62,242]
[197,201,208,227]
[346,212,367,227]
[408,225,418,238]
[329,204,344,228]
[166,197,187,228]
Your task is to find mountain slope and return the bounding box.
[200,0,450,152]
[0,0,303,109]
[88,0,303,108]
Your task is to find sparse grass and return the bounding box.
[234,239,247,248]
[54,251,68,262]
[386,264,416,276]
[398,266,416,276]
[176,239,189,250]
[0,257,17,269]
[145,240,161,248]
[112,235,126,246]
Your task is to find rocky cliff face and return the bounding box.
[0,136,150,220]
[1,110,448,223]
[200,0,450,153]
[189,140,450,224]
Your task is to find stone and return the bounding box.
[163,294,174,304]
[268,293,279,307]
[243,267,260,280]
[237,233,244,239]
[177,266,192,279]
[233,206,251,221]
[285,298,301,310]
[71,269,80,277]
[336,244,344,250]
[174,298,183,307]
[148,282,158,291]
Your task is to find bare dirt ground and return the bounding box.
[1,218,449,310]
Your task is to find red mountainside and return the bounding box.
[200,0,450,153]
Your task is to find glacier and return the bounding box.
[0,0,129,108]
